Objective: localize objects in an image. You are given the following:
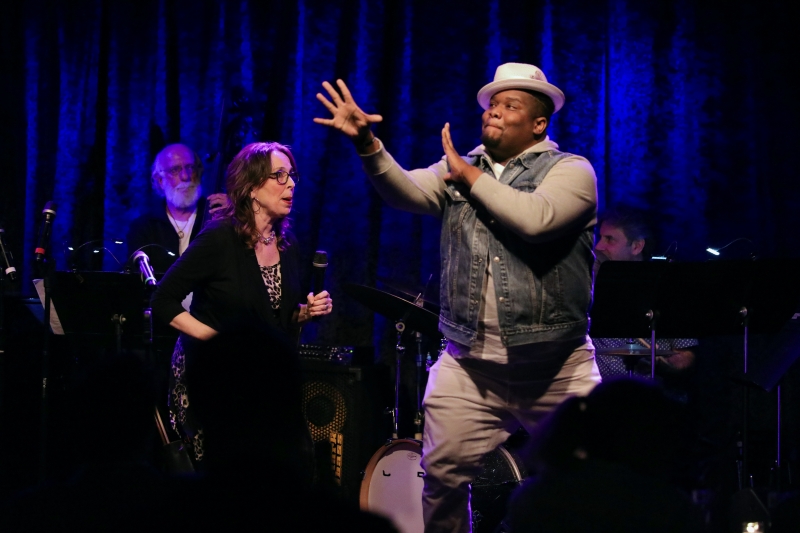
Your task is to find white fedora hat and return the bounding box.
[477,63,565,113]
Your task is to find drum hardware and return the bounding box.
[360,439,426,533]
[360,438,527,533]
[343,282,440,338]
[348,280,530,531]
[391,320,406,439]
[595,341,677,378]
[412,330,425,440]
[344,281,440,439]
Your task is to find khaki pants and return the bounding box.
[420,342,601,533]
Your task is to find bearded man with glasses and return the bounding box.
[127,143,231,276]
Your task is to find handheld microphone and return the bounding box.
[34,201,57,263]
[133,250,157,286]
[0,228,17,282]
[312,251,328,296]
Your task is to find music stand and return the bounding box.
[48,271,149,354]
[591,260,800,374]
[591,258,800,489]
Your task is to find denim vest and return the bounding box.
[438,148,595,347]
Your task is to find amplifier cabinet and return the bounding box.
[300,359,390,501]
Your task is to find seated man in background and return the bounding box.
[127,143,230,274]
[592,205,696,378]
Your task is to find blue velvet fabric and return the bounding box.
[1,0,799,359]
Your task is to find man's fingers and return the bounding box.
[321,80,344,104]
[336,79,354,102]
[442,123,454,147]
[366,113,384,124]
[316,92,337,112]
[312,117,334,126]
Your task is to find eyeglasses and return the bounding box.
[268,169,300,185]
[161,163,199,178]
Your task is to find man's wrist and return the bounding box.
[355,133,377,153]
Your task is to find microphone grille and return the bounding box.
[43,201,58,214]
[313,250,328,268]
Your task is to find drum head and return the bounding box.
[360,439,425,533]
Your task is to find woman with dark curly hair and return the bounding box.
[151,141,332,463]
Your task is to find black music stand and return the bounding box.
[590,258,800,490]
[48,271,148,354]
[591,260,800,374]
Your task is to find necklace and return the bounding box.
[167,209,191,239]
[256,230,276,247]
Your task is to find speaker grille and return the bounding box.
[300,360,389,501]
[303,379,347,442]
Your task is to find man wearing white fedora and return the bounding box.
[315,62,601,532]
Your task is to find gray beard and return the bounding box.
[165,183,201,210]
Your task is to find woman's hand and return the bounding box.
[298,290,333,324]
[314,80,383,149]
[442,122,482,188]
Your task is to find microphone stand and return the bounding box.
[0,271,7,420]
[0,269,6,357]
[1,267,19,424]
[37,247,55,485]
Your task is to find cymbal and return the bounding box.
[344,283,440,337]
[375,275,440,307]
[595,345,677,357]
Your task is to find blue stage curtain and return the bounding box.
[1,0,799,357]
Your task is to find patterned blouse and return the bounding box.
[259,263,281,310]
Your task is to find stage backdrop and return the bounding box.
[1,0,798,358]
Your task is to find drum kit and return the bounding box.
[344,281,526,533]
[594,339,677,377]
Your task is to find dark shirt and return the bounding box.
[126,198,208,273]
[150,218,302,338]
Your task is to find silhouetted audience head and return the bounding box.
[526,376,686,479]
[504,377,702,533]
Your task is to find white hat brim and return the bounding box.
[477,79,565,113]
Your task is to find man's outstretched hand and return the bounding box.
[442,122,481,188]
[314,79,383,146]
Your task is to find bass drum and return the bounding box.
[360,439,426,533]
[360,439,527,533]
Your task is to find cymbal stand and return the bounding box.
[645,309,659,379]
[389,320,406,439]
[739,307,750,489]
[413,331,424,440]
